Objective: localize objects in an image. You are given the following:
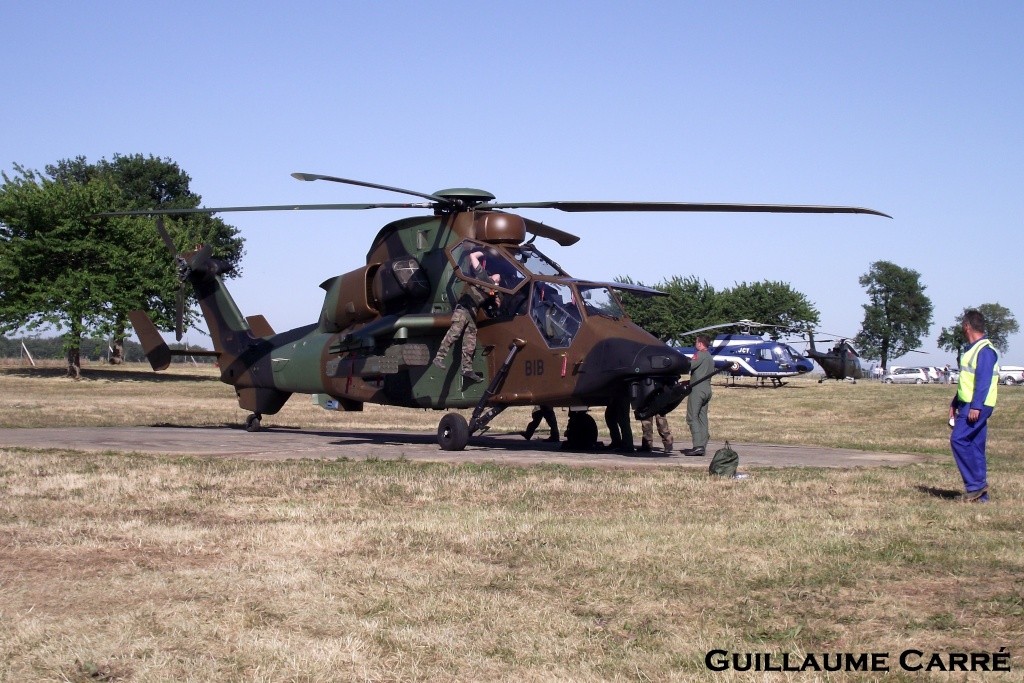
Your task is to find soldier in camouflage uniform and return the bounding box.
[432,249,496,382]
[639,414,673,454]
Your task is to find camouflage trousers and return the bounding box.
[435,305,477,372]
[641,415,672,450]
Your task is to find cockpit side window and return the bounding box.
[505,244,565,277]
[577,285,625,319]
[530,281,580,348]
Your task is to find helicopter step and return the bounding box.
[437,338,525,451]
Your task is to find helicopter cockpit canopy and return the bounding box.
[531,281,580,348]
[576,285,625,320]
[448,239,528,295]
[503,244,566,277]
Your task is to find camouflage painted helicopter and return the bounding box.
[112,173,888,450]
[798,331,864,382]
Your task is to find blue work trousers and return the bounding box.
[950,405,993,497]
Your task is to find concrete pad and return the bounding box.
[0,426,934,470]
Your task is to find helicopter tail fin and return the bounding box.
[182,247,257,361]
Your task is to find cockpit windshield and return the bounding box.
[503,244,565,277]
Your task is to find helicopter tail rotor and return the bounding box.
[155,217,234,341]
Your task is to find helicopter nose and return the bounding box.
[591,340,690,377]
[640,344,691,375]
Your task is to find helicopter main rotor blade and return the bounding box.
[678,320,778,337]
[95,202,432,218]
[483,201,891,218]
[291,172,453,205]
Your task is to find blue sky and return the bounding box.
[3,2,1022,365]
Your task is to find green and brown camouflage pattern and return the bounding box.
[176,206,688,423]
[120,176,887,446]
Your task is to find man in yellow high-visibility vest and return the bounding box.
[949,309,1000,502]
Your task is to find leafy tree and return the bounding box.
[0,156,244,376]
[617,275,719,344]
[937,303,1018,365]
[854,260,933,371]
[713,280,820,334]
[46,154,245,361]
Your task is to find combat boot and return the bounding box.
[638,439,652,453]
[663,438,673,455]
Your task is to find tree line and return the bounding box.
[0,335,214,364]
[620,262,1017,371]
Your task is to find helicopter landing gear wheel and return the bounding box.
[564,411,599,450]
[245,413,263,432]
[437,413,470,451]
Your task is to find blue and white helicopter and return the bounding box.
[676,320,814,387]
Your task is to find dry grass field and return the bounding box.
[1,362,1022,681]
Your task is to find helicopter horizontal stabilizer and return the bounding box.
[128,310,172,371]
[128,310,221,370]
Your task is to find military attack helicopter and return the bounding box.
[799,331,864,382]
[676,320,814,387]
[109,173,888,451]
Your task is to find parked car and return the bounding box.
[948,368,959,383]
[921,366,941,383]
[999,365,1024,385]
[882,367,930,384]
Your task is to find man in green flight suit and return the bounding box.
[681,334,714,456]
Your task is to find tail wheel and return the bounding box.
[437,413,470,451]
[246,413,263,432]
